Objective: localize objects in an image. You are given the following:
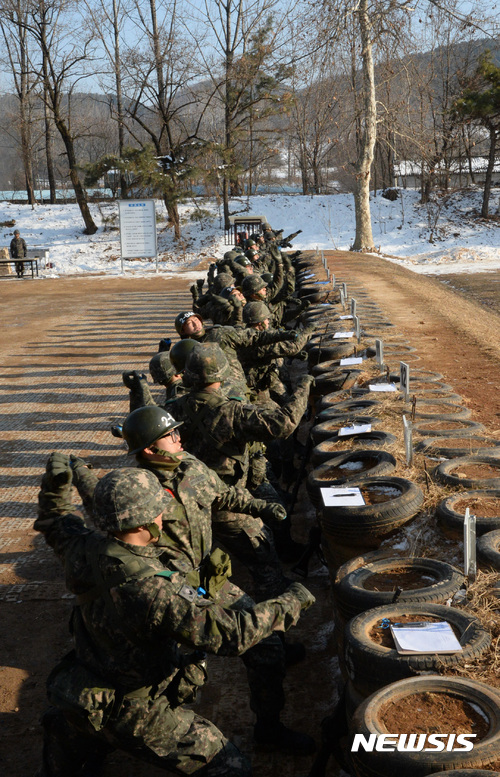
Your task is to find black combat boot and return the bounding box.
[254,717,316,755]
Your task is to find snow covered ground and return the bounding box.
[0,187,498,279]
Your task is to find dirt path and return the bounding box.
[1,260,500,777]
[326,250,500,431]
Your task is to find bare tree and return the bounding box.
[12,0,100,232]
[0,0,39,204]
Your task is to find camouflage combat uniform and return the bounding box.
[73,451,288,601]
[167,374,314,489]
[35,457,312,776]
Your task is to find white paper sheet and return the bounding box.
[338,424,372,436]
[320,487,365,507]
[368,383,397,392]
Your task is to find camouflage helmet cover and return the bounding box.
[224,250,239,261]
[174,311,203,336]
[93,468,173,532]
[242,274,267,295]
[122,405,183,455]
[169,338,198,372]
[184,343,230,386]
[243,300,271,325]
[149,352,176,384]
[213,272,234,293]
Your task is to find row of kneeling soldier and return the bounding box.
[35,224,318,776]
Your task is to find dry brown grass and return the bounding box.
[438,571,500,688]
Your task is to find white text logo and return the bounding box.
[351,734,476,752]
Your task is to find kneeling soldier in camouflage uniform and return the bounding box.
[35,456,316,776]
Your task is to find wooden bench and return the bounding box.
[0,257,39,278]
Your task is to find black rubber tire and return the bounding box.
[433,455,500,488]
[321,477,424,549]
[410,369,444,381]
[307,450,397,506]
[311,369,362,397]
[311,417,382,444]
[334,556,464,621]
[307,342,355,367]
[350,676,500,776]
[410,381,454,392]
[412,419,485,437]
[427,772,500,776]
[318,398,381,415]
[437,489,500,536]
[344,602,491,699]
[477,529,500,570]
[416,436,500,458]
[413,400,472,421]
[311,432,398,464]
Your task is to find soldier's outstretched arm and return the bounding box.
[70,455,99,517]
[156,575,315,656]
[122,370,156,412]
[35,453,90,559]
[234,374,314,441]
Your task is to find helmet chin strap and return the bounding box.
[149,445,183,470]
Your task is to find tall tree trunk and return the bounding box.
[481,124,497,219]
[55,117,98,234]
[112,0,128,199]
[149,0,180,238]
[351,0,376,252]
[43,96,56,203]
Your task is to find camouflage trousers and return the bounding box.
[38,700,250,777]
[212,511,288,602]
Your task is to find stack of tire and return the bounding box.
[294,259,500,776]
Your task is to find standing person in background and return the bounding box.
[10,229,27,278]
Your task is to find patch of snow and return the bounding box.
[0,186,498,278]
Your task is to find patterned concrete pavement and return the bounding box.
[0,277,338,777]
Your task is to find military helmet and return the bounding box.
[245,249,259,261]
[213,272,234,293]
[93,468,173,532]
[234,256,252,268]
[261,272,273,284]
[220,285,236,300]
[242,274,267,295]
[149,352,176,385]
[243,301,271,325]
[122,405,183,455]
[249,232,262,242]
[224,249,238,261]
[169,338,197,372]
[184,343,230,387]
[174,311,203,336]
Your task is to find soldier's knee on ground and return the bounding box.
[197,742,251,777]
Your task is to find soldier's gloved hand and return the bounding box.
[197,278,205,291]
[296,374,315,388]
[69,454,92,472]
[47,452,72,488]
[190,284,197,296]
[122,370,147,389]
[261,503,287,523]
[287,582,316,611]
[282,330,300,342]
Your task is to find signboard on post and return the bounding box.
[118,199,158,273]
[400,361,410,400]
